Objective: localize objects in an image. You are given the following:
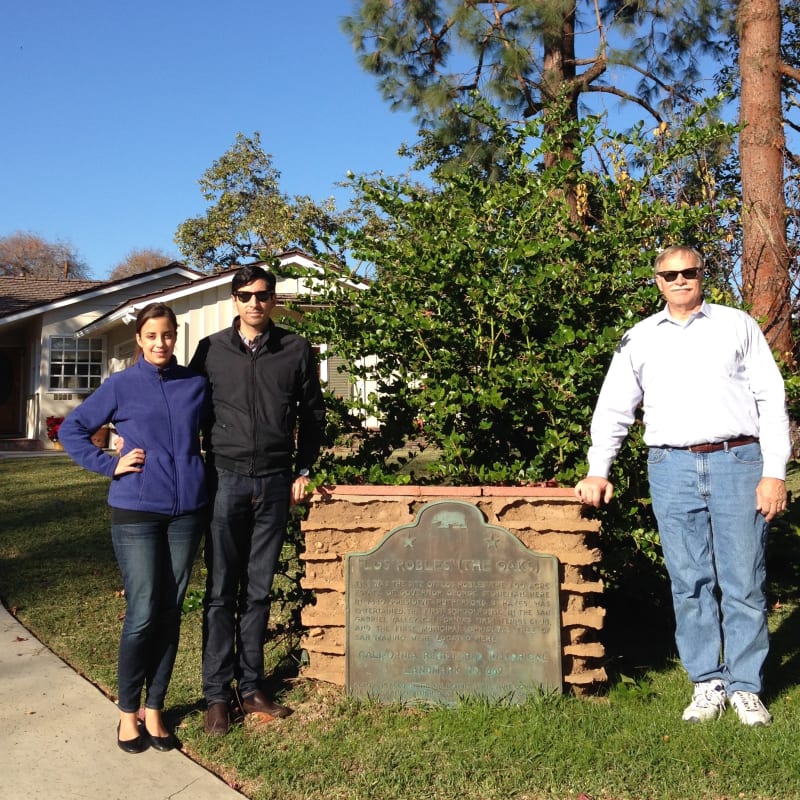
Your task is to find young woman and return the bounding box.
[60,303,210,753]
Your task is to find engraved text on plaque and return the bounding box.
[346,500,562,703]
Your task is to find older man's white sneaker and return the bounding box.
[682,681,727,722]
[729,691,772,726]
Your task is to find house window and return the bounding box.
[48,336,104,392]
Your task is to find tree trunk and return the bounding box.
[738,0,792,360]
[542,5,579,218]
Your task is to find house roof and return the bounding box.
[0,263,203,328]
[77,271,237,336]
[0,252,369,336]
[0,276,104,318]
[76,252,369,336]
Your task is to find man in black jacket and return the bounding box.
[190,264,326,735]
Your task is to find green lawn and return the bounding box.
[2,455,800,800]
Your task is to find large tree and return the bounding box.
[108,247,178,280]
[175,132,351,271]
[0,232,89,279]
[345,1,800,361]
[343,0,724,174]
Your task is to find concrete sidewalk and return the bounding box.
[0,603,244,800]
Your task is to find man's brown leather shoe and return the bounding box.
[240,689,293,719]
[204,702,231,735]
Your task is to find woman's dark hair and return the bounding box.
[135,303,178,334]
[231,264,276,294]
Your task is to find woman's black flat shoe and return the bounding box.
[116,722,144,754]
[147,730,179,752]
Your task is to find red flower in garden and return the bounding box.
[46,415,65,442]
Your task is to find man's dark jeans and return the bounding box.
[202,467,291,704]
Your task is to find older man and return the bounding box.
[576,245,790,726]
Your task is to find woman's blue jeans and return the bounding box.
[648,442,769,694]
[111,511,205,713]
[202,468,291,704]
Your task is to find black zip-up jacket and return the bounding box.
[189,319,326,477]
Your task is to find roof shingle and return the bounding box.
[0,276,103,319]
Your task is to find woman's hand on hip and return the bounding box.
[114,447,145,476]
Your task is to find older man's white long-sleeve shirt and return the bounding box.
[587,301,791,481]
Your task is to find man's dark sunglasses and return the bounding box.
[656,268,702,282]
[233,290,274,303]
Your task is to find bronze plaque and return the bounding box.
[346,500,562,704]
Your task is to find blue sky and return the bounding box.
[0,1,420,278]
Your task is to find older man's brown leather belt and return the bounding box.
[675,436,759,453]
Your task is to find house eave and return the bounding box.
[0,266,201,331]
[76,271,237,337]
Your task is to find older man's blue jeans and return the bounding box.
[111,512,204,713]
[647,442,769,694]
[202,467,291,705]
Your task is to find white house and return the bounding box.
[0,250,373,450]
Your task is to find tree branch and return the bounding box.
[619,62,698,106]
[780,60,800,84]
[584,84,664,123]
[571,54,608,92]
[785,146,800,168]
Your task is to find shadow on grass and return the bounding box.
[0,491,117,612]
[764,603,800,701]
[763,474,800,698]
[165,699,206,729]
[601,556,677,682]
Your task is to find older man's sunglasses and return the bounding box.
[656,268,701,282]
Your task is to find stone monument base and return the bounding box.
[300,485,606,694]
